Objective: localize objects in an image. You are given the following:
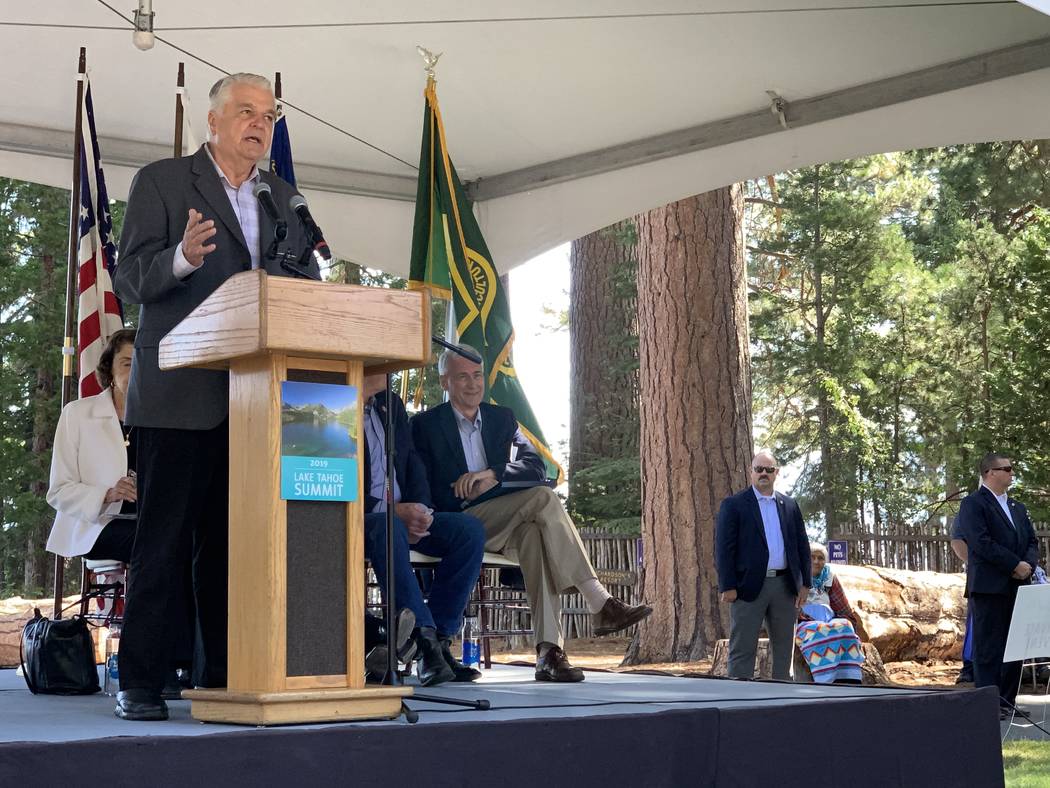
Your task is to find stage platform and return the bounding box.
[0,664,1006,787]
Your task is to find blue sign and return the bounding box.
[828,540,848,564]
[280,380,359,502]
[281,455,357,501]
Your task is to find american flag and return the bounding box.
[76,80,124,397]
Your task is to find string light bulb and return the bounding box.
[132,0,155,51]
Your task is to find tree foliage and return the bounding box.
[747,142,1050,555]
[0,180,74,595]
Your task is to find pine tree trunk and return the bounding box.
[625,186,752,664]
[569,220,639,497]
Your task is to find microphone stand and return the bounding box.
[378,370,490,723]
[264,225,321,282]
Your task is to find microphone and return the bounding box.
[432,336,482,364]
[289,194,332,264]
[252,182,287,242]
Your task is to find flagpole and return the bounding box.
[54,46,87,618]
[275,71,282,108]
[174,62,185,158]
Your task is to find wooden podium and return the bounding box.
[158,270,428,725]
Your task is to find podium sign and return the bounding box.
[159,271,429,724]
[1004,584,1050,663]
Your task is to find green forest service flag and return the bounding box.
[408,77,564,483]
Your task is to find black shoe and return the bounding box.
[365,609,419,683]
[440,638,482,682]
[365,645,392,684]
[114,689,168,721]
[415,627,455,687]
[535,644,584,683]
[160,670,184,701]
[391,609,418,664]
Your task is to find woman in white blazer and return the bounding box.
[46,329,138,561]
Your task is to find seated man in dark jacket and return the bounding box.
[411,346,652,683]
[361,374,485,687]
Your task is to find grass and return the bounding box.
[1003,740,1050,787]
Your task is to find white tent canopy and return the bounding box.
[3,1,1050,275]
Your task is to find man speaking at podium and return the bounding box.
[112,73,319,721]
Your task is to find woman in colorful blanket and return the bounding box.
[794,542,866,684]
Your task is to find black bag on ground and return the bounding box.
[20,608,100,695]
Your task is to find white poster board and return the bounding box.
[1004,584,1050,663]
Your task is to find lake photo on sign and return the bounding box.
[280,381,358,458]
[279,381,359,502]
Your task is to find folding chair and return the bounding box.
[409,550,533,669]
[79,558,127,627]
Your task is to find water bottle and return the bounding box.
[103,624,121,696]
[461,615,481,670]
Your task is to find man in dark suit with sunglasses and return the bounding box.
[716,450,811,680]
[958,452,1040,719]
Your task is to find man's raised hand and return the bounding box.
[182,209,217,267]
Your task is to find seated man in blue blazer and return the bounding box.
[958,452,1039,718]
[411,346,652,683]
[361,373,485,687]
[716,451,810,680]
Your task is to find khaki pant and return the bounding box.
[466,486,597,646]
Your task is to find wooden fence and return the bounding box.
[483,530,642,644]
[833,529,1050,573]
[372,523,1049,648]
[364,531,642,644]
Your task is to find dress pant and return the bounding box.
[971,586,1022,707]
[86,518,194,669]
[118,422,229,692]
[364,511,485,639]
[728,574,798,680]
[466,486,598,647]
[84,519,136,563]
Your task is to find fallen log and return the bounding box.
[708,565,966,674]
[834,565,966,662]
[0,596,86,668]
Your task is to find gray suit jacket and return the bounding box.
[114,145,320,430]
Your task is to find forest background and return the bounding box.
[1,140,1047,597]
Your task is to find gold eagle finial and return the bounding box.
[417,46,442,80]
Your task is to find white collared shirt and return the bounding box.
[981,482,1014,527]
[453,406,488,473]
[752,486,786,570]
[173,143,261,277]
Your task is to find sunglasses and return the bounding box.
[753,466,778,474]
[991,466,1014,473]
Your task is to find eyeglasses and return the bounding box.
[752,466,778,474]
[991,466,1014,473]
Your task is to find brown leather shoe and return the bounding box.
[592,596,653,636]
[535,645,584,682]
